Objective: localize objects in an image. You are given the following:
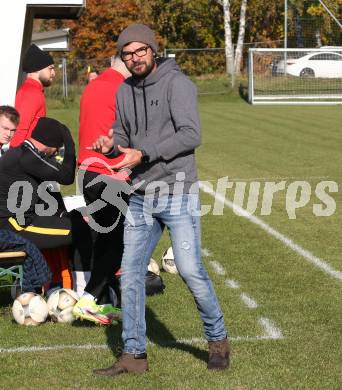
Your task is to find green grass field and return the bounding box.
[1,89,342,389]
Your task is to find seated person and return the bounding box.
[0,117,75,248]
[0,106,19,157]
[0,117,107,319]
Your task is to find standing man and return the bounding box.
[0,106,19,156]
[73,56,131,319]
[11,44,55,147]
[92,24,229,375]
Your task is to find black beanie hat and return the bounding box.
[117,24,158,54]
[31,117,65,148]
[22,44,54,73]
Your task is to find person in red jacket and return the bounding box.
[73,56,131,322]
[11,44,55,148]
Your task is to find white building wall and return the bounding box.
[0,0,84,106]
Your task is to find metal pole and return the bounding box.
[62,59,65,99]
[61,62,64,99]
[64,58,68,99]
[62,58,68,100]
[248,49,254,104]
[231,44,235,89]
[284,0,287,75]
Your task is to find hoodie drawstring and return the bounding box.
[131,84,139,135]
[142,81,148,136]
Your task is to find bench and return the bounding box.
[0,251,26,289]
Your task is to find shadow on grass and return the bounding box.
[238,82,249,103]
[104,306,207,364]
[72,319,102,328]
[0,288,12,308]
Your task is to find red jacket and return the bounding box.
[78,68,127,179]
[11,78,46,147]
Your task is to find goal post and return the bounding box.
[248,48,342,105]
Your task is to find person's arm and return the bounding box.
[140,75,201,163]
[21,126,76,185]
[101,96,130,158]
[58,125,76,184]
[11,92,42,147]
[91,107,130,159]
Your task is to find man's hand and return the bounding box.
[110,145,142,170]
[89,128,115,154]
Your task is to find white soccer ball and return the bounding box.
[148,258,160,276]
[12,292,49,326]
[47,288,79,323]
[162,247,178,274]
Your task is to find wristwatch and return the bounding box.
[140,149,149,163]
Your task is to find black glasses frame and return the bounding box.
[121,45,150,61]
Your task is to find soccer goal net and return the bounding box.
[248,48,342,105]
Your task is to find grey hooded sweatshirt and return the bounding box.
[109,58,201,195]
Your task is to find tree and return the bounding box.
[148,0,224,49]
[42,0,144,60]
[220,0,235,75]
[234,0,247,74]
[217,0,248,76]
[289,0,342,47]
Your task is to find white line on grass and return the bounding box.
[209,260,226,276]
[225,279,240,289]
[199,182,342,282]
[240,293,258,309]
[259,317,283,339]
[204,176,331,182]
[0,333,283,354]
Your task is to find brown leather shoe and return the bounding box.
[93,353,149,376]
[207,338,230,370]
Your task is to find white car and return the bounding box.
[285,52,342,78]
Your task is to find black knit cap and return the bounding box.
[31,117,65,148]
[22,44,54,73]
[117,24,158,54]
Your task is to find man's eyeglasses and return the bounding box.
[121,45,150,62]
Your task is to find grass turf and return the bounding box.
[1,89,342,389]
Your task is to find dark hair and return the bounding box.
[0,106,20,126]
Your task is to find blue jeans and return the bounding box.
[121,193,227,354]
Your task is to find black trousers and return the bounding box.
[80,170,128,304]
[0,209,93,271]
[0,214,72,249]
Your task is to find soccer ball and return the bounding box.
[47,288,79,323]
[148,258,160,276]
[12,292,48,326]
[162,247,178,274]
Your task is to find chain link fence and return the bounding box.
[46,40,286,101]
[45,57,111,102]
